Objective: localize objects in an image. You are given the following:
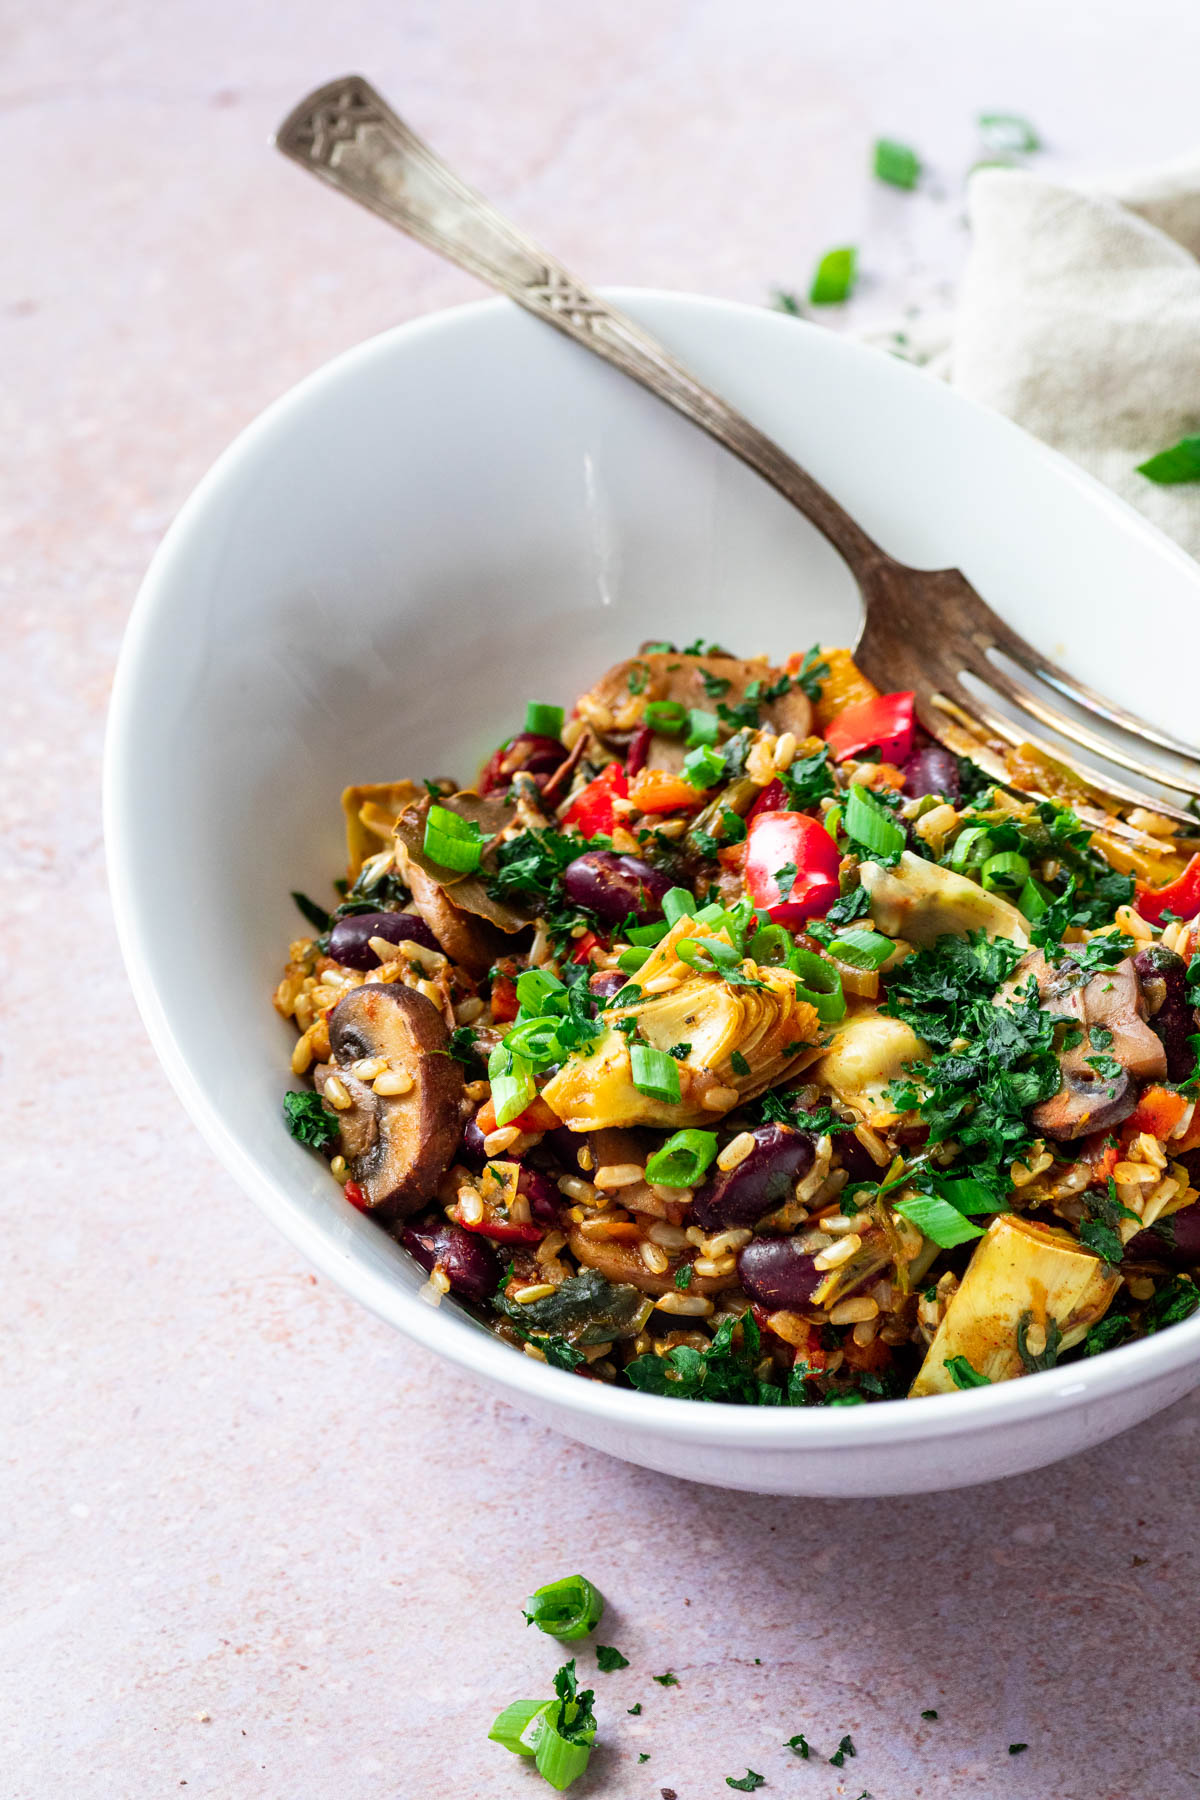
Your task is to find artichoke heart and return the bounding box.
[541,917,821,1130]
[862,851,1029,946]
[813,1005,929,1126]
[910,1214,1121,1395]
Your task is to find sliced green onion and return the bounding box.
[790,948,846,1022]
[947,824,993,873]
[525,701,565,738]
[682,744,725,789]
[630,1042,682,1104]
[981,850,1030,894]
[828,927,894,970]
[676,936,739,975]
[423,803,485,873]
[643,700,688,734]
[1136,436,1200,485]
[618,945,652,973]
[488,1699,544,1755]
[645,1128,718,1187]
[533,1707,594,1792]
[978,111,1040,153]
[685,708,720,748]
[662,887,697,925]
[516,968,566,1014]
[488,1045,538,1126]
[693,901,732,928]
[747,923,794,966]
[523,1575,605,1641]
[1017,874,1053,920]
[627,919,670,946]
[873,137,921,189]
[843,784,905,862]
[824,802,843,840]
[893,1192,985,1249]
[937,1176,1008,1216]
[809,245,857,306]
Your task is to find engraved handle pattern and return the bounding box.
[275,76,884,574]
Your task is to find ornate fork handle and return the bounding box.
[275,75,882,574]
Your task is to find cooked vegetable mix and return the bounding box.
[275,639,1200,1403]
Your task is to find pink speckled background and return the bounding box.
[7,3,1200,1795]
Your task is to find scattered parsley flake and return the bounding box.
[725,1772,766,1792]
[783,1734,810,1758]
[829,1734,856,1767]
[652,1672,679,1687]
[596,1645,628,1671]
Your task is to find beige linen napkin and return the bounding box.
[946,156,1200,561]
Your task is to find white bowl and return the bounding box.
[105,290,1200,1497]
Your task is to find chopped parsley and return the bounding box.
[291,889,332,932]
[667,1041,692,1060]
[595,1646,629,1672]
[783,1734,810,1758]
[725,1773,765,1792]
[730,1050,752,1077]
[829,1734,856,1767]
[945,1355,991,1389]
[674,1265,694,1290]
[794,645,831,703]
[282,1090,341,1150]
[779,746,835,809]
[652,1672,679,1687]
[701,669,732,699]
[921,1709,938,1721]
[627,1703,642,1715]
[1078,1183,1140,1266]
[1016,1312,1062,1373]
[1009,1742,1029,1755]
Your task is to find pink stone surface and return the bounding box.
[7,3,1200,1795]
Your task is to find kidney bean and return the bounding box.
[1133,945,1196,1082]
[518,1166,563,1226]
[737,1235,823,1311]
[400,1213,499,1303]
[1125,1198,1200,1267]
[327,909,440,969]
[691,1125,816,1230]
[460,1114,488,1171]
[901,744,961,804]
[561,851,672,925]
[546,1124,593,1172]
[478,732,566,795]
[589,970,627,1003]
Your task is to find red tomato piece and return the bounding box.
[562,762,627,835]
[458,1215,544,1244]
[823,690,916,765]
[344,1180,369,1212]
[1135,853,1200,924]
[744,810,841,925]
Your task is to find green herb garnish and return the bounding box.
[282,1090,341,1150]
[874,137,921,188]
[595,1646,628,1672]
[809,246,857,305]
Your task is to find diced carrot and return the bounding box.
[490,972,519,1022]
[1124,1084,1189,1143]
[627,769,705,813]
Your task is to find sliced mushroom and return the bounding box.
[319,983,466,1222]
[403,862,513,978]
[393,789,541,938]
[565,1225,728,1297]
[1015,952,1168,1141]
[577,651,813,771]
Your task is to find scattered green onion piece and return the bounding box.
[643,700,688,733]
[630,1042,682,1104]
[532,1706,594,1792]
[662,887,698,926]
[525,701,565,738]
[828,926,894,970]
[981,850,1030,894]
[422,803,485,873]
[489,1699,545,1755]
[843,784,905,862]
[488,1044,538,1126]
[682,744,726,789]
[516,968,566,1013]
[618,945,652,973]
[1017,874,1053,921]
[824,802,843,841]
[1136,436,1200,485]
[893,1192,985,1249]
[627,918,670,946]
[873,137,921,189]
[685,708,720,748]
[645,1129,718,1187]
[693,901,732,928]
[947,824,993,873]
[747,923,793,966]
[790,948,846,1022]
[523,1575,605,1641]
[809,245,857,306]
[978,111,1041,153]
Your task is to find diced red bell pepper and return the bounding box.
[568,929,601,966]
[823,690,916,765]
[344,1180,369,1212]
[490,972,519,1023]
[562,762,627,835]
[748,778,789,822]
[1135,853,1200,924]
[458,1214,545,1244]
[744,810,841,925]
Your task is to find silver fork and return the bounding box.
[275,75,1200,847]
